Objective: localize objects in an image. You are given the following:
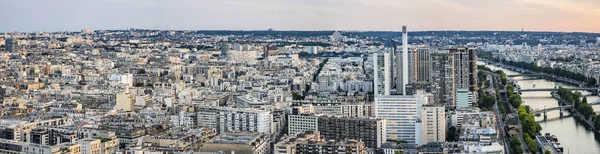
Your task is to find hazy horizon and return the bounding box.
[2,0,599,33]
[4,29,600,34]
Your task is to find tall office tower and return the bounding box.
[416,48,431,82]
[431,51,455,108]
[331,31,343,42]
[450,48,471,91]
[374,53,392,96]
[374,90,428,144]
[220,43,230,56]
[384,39,397,89]
[384,52,392,95]
[597,37,600,45]
[4,38,17,52]
[401,26,409,95]
[468,48,478,91]
[373,53,382,96]
[420,104,446,144]
[408,49,417,83]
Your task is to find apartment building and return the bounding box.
[420,104,446,144]
[287,114,318,135]
[196,107,272,134]
[317,116,386,148]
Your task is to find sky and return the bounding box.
[1,0,599,32]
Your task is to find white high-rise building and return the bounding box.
[374,51,394,96]
[420,104,446,144]
[232,44,243,51]
[305,46,318,55]
[331,31,343,42]
[373,53,388,96]
[384,52,392,95]
[374,90,428,144]
[597,37,600,44]
[374,53,380,96]
[401,26,409,95]
[384,39,397,92]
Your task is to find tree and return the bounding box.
[478,65,493,72]
[518,106,542,138]
[587,78,597,87]
[446,126,457,142]
[594,115,600,129]
[509,94,522,108]
[394,151,404,154]
[292,92,304,100]
[479,95,496,111]
[524,134,539,153]
[396,139,406,144]
[574,97,582,110]
[506,84,515,94]
[557,87,597,120]
[313,58,329,81]
[499,60,593,86]
[510,137,523,154]
[496,70,508,85]
[580,105,596,119]
[545,150,551,154]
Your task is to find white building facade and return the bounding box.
[287,114,318,134]
[196,107,273,134]
[420,105,446,144]
[374,92,427,144]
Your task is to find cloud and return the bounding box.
[0,0,598,32]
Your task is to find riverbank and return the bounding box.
[497,70,540,153]
[479,58,594,87]
[551,91,600,135]
[482,61,600,153]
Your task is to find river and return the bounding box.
[481,62,600,154]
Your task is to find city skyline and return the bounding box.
[2,0,599,33]
[1,0,600,153]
